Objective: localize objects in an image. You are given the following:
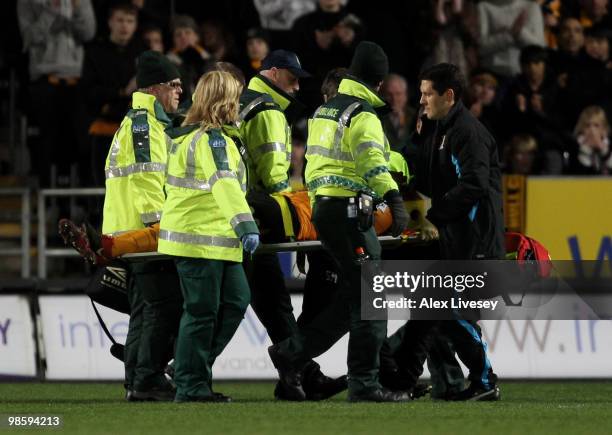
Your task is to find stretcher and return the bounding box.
[122,233,424,262]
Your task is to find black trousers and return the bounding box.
[245,252,298,344]
[28,79,88,186]
[385,318,496,390]
[125,259,183,391]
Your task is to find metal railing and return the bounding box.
[0,187,31,278]
[37,188,105,279]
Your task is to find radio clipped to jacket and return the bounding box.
[347,192,374,231]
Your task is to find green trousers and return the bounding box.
[174,257,250,399]
[276,197,386,394]
[124,260,183,391]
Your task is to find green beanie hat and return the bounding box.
[349,41,389,87]
[136,51,181,89]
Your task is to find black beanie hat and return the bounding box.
[136,51,181,89]
[349,41,389,86]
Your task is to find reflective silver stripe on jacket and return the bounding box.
[230,212,255,229]
[166,174,211,191]
[159,229,240,248]
[333,101,362,151]
[306,144,353,162]
[165,134,175,152]
[185,129,206,179]
[237,159,247,192]
[237,96,266,126]
[141,211,162,224]
[108,138,121,168]
[256,141,286,155]
[209,170,237,189]
[355,141,385,157]
[105,162,166,179]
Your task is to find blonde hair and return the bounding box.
[183,71,243,130]
[574,105,610,137]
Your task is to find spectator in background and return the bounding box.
[503,134,541,174]
[92,0,168,40]
[81,3,144,186]
[584,24,611,67]
[421,0,479,79]
[578,0,612,29]
[569,105,612,174]
[242,27,270,79]
[552,17,611,128]
[381,73,416,154]
[504,46,558,125]
[537,0,562,49]
[465,69,504,144]
[201,19,238,63]
[167,14,211,98]
[477,0,546,80]
[142,25,164,53]
[253,0,316,47]
[17,0,96,186]
[503,45,564,173]
[292,0,363,109]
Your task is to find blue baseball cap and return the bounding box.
[261,50,311,78]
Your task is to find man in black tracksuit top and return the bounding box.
[384,63,504,401]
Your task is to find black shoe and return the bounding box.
[301,362,348,401]
[132,385,177,402]
[268,345,306,401]
[347,387,412,403]
[212,392,233,402]
[174,393,232,403]
[164,362,176,388]
[379,367,415,392]
[450,384,501,401]
[412,383,432,399]
[125,388,138,402]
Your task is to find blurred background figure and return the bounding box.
[466,69,503,144]
[17,0,96,186]
[292,0,363,109]
[477,0,546,81]
[504,134,541,175]
[81,3,144,186]
[537,0,562,48]
[253,0,317,48]
[584,24,611,67]
[241,27,270,79]
[167,14,210,98]
[576,0,612,29]
[200,19,238,63]
[381,73,416,155]
[142,25,164,53]
[421,0,479,79]
[552,17,611,130]
[569,105,612,174]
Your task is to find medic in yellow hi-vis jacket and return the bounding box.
[237,50,311,195]
[269,42,411,403]
[158,71,259,403]
[101,51,184,402]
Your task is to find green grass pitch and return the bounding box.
[1,382,612,434]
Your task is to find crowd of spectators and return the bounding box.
[11,0,612,187]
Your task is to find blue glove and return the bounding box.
[241,233,260,255]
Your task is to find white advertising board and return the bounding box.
[37,295,612,380]
[0,295,37,377]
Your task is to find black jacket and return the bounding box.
[80,38,145,122]
[424,101,505,260]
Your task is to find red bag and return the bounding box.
[505,232,553,277]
